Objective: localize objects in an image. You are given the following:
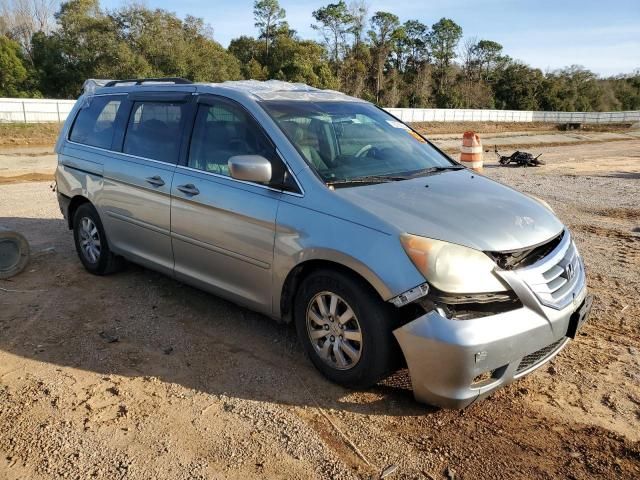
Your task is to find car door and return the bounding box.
[100,91,194,275]
[170,95,294,314]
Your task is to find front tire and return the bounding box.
[294,269,397,389]
[72,203,123,275]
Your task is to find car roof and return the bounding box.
[86,79,365,104]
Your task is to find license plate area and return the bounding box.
[566,294,593,339]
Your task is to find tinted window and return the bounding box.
[188,100,280,179]
[123,101,187,163]
[69,96,122,149]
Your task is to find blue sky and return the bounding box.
[101,0,640,77]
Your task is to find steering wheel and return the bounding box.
[354,144,375,158]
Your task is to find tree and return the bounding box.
[31,0,135,97]
[428,17,462,106]
[473,39,503,81]
[493,60,543,110]
[539,66,604,111]
[0,35,29,96]
[5,0,638,112]
[30,0,241,97]
[601,72,640,110]
[401,20,429,72]
[347,0,367,49]
[311,1,353,72]
[113,7,240,83]
[229,35,265,78]
[368,11,400,103]
[0,0,59,54]
[253,0,286,59]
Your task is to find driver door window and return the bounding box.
[188,101,278,179]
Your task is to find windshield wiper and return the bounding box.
[325,175,405,187]
[403,165,465,178]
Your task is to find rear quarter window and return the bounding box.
[69,96,123,149]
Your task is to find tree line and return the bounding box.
[1,0,639,111]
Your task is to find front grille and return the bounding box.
[516,338,565,374]
[516,231,585,309]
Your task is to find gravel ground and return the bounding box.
[0,139,639,479]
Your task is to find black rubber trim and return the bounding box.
[127,91,191,102]
[105,78,192,87]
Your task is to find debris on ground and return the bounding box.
[0,227,30,279]
[494,146,545,167]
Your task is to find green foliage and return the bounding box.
[428,18,463,107]
[493,61,544,110]
[311,1,353,69]
[2,0,637,112]
[253,0,286,58]
[0,35,29,96]
[540,66,604,111]
[28,0,240,98]
[265,36,338,89]
[368,11,401,102]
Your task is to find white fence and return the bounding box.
[385,108,640,124]
[1,97,639,124]
[0,98,76,123]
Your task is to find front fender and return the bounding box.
[272,200,425,318]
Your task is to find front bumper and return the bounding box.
[393,231,591,409]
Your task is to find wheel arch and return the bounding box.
[66,195,92,229]
[278,257,391,323]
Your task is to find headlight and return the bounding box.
[400,234,508,293]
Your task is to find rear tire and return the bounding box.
[72,203,123,275]
[294,269,398,389]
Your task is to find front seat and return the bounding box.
[282,121,328,171]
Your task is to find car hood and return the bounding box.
[334,170,564,252]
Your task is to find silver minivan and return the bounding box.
[55,78,592,408]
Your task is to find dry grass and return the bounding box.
[0,122,62,147]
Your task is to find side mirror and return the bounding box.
[228,155,272,183]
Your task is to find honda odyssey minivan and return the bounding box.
[55,78,592,408]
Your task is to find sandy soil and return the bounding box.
[0,140,639,479]
[0,123,62,147]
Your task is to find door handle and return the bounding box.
[176,183,200,196]
[145,175,165,187]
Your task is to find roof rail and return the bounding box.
[104,78,193,87]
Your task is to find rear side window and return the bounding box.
[123,102,187,163]
[69,96,122,149]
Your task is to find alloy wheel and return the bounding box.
[306,291,363,370]
[78,217,101,264]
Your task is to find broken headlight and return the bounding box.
[400,233,508,294]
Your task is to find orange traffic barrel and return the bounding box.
[460,131,483,171]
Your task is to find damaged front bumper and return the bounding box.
[393,232,591,409]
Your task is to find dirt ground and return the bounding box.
[0,138,639,479]
[0,123,62,148]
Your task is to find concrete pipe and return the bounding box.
[0,228,31,279]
